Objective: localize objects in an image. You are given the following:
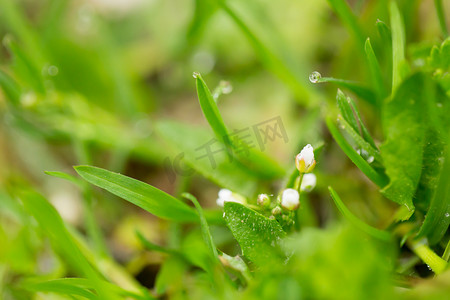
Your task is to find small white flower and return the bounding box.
[281,188,300,211]
[295,144,316,173]
[216,189,245,207]
[300,173,317,193]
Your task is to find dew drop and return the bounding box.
[192,72,200,79]
[445,213,449,218]
[309,71,321,84]
[437,102,443,108]
[366,156,374,163]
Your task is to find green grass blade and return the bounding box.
[45,170,84,186]
[218,1,310,104]
[182,193,219,260]
[390,1,407,91]
[336,89,359,133]
[19,190,121,299]
[328,187,392,242]
[326,0,365,48]
[417,134,450,244]
[365,38,387,99]
[74,165,198,222]
[434,0,448,37]
[21,279,99,300]
[326,117,388,188]
[376,19,392,47]
[337,116,382,163]
[319,77,377,105]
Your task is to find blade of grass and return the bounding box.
[318,77,377,105]
[365,38,387,99]
[74,165,199,222]
[218,1,311,104]
[434,0,448,37]
[326,117,388,187]
[337,116,382,163]
[390,1,407,91]
[182,193,219,260]
[328,187,392,241]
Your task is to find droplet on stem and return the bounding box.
[309,71,321,84]
[192,72,200,79]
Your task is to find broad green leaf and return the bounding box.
[223,202,285,266]
[390,1,408,91]
[194,73,285,179]
[365,38,387,99]
[417,132,450,245]
[156,120,259,198]
[326,117,388,188]
[328,187,392,242]
[380,73,427,216]
[74,165,198,222]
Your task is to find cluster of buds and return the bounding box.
[216,144,317,229]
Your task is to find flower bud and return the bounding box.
[271,206,282,215]
[300,173,317,193]
[295,144,316,173]
[281,188,300,211]
[257,193,271,208]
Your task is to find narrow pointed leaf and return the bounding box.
[75,165,198,222]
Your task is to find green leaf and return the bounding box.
[390,1,408,91]
[319,77,377,106]
[19,190,120,299]
[182,193,218,260]
[223,202,286,266]
[156,120,259,198]
[328,187,392,242]
[380,73,427,216]
[326,117,388,188]
[194,73,285,179]
[336,89,377,149]
[45,170,84,186]
[365,38,387,99]
[74,165,198,222]
[417,133,450,245]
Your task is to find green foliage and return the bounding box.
[75,165,199,222]
[223,202,285,266]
